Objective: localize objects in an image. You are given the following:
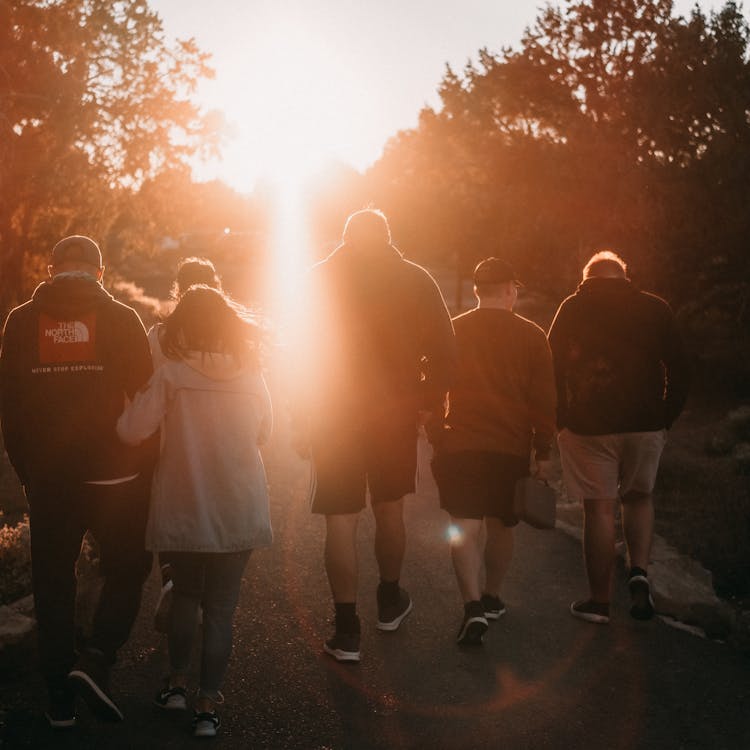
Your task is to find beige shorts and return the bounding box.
[557,429,667,501]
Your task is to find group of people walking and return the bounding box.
[0,209,689,738]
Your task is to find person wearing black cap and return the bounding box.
[432,257,556,645]
[548,250,689,625]
[291,209,455,662]
[0,235,155,727]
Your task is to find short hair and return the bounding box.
[582,250,628,280]
[342,209,391,248]
[172,257,221,299]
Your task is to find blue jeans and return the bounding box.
[167,550,251,700]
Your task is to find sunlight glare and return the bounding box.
[446,524,464,545]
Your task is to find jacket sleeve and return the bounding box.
[117,368,168,446]
[661,305,690,428]
[528,329,558,460]
[123,308,154,397]
[0,310,29,484]
[257,374,273,447]
[547,300,571,431]
[418,274,456,412]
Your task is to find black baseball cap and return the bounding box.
[51,235,102,268]
[473,257,523,286]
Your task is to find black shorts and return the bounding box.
[310,421,418,514]
[432,450,529,524]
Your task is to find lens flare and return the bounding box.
[445,524,463,544]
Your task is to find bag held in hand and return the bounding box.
[513,477,557,530]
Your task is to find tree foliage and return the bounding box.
[364,0,750,339]
[0,0,221,311]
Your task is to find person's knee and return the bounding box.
[372,499,405,531]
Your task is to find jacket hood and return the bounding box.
[325,241,403,265]
[576,277,635,296]
[31,274,114,317]
[181,351,250,381]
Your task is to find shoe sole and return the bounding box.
[194,723,219,738]
[376,599,413,631]
[484,608,506,621]
[323,643,361,662]
[629,576,655,620]
[45,713,76,729]
[154,697,188,711]
[457,617,489,646]
[569,603,610,624]
[68,670,124,722]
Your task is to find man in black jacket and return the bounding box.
[0,236,155,727]
[548,250,689,625]
[293,209,455,662]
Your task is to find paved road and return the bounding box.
[1,437,749,749]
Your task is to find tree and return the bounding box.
[0,0,221,311]
[364,0,750,315]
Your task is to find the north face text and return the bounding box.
[38,312,97,363]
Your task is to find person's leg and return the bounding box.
[197,550,251,708]
[582,498,617,603]
[26,480,85,719]
[621,492,654,571]
[324,513,360,603]
[483,517,514,598]
[372,497,405,583]
[166,552,205,684]
[86,476,152,663]
[448,517,483,602]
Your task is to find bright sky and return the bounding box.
[149,0,744,194]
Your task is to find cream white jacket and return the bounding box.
[117,352,272,552]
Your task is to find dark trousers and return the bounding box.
[26,475,152,691]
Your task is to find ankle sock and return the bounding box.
[464,600,484,617]
[378,579,400,603]
[334,603,359,633]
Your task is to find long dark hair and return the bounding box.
[162,285,261,368]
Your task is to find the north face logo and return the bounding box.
[38,313,97,363]
[45,320,90,344]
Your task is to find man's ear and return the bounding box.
[97,266,105,282]
[47,265,54,279]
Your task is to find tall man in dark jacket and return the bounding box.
[548,251,689,624]
[0,236,155,726]
[293,209,455,662]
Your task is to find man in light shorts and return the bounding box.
[548,251,690,624]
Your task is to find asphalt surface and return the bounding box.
[1,437,749,749]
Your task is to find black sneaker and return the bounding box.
[323,631,361,662]
[457,602,488,646]
[192,709,221,738]
[480,594,507,620]
[154,683,188,710]
[570,599,610,624]
[68,649,123,722]
[629,574,655,620]
[45,686,76,729]
[376,587,413,631]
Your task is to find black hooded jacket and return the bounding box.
[0,274,154,484]
[297,243,456,431]
[547,277,690,435]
